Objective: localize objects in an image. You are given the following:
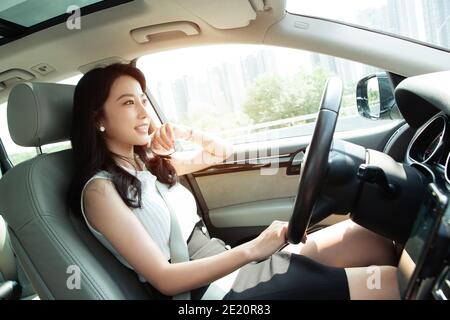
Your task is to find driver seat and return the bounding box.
[0,82,154,299]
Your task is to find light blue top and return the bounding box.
[80,165,237,299]
[80,166,200,283]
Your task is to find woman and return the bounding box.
[69,63,400,300]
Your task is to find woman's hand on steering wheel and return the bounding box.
[246,220,289,262]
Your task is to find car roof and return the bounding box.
[0,0,449,104]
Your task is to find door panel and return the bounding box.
[209,197,295,228]
[188,119,406,245]
[197,169,298,210]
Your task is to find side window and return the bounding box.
[138,45,403,144]
[0,74,81,165]
[0,101,37,165]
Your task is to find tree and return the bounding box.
[243,67,334,124]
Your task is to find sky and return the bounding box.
[138,44,312,83]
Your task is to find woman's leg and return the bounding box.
[223,252,400,300]
[284,219,398,268]
[345,266,400,299]
[283,219,401,299]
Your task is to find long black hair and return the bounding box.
[68,63,178,215]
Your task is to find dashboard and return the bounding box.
[398,111,450,300]
[406,111,450,183]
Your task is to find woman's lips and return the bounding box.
[135,124,149,133]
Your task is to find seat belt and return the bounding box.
[155,181,232,300]
[155,181,191,300]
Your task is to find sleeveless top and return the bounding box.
[80,165,200,283]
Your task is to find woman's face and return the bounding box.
[99,75,151,148]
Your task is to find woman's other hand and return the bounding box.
[147,122,192,155]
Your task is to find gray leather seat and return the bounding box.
[0,215,17,283]
[0,158,16,283]
[0,82,154,299]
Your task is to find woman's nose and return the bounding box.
[137,100,148,118]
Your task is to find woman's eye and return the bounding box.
[124,100,134,105]
[142,98,149,105]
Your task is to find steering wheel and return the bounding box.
[287,77,343,244]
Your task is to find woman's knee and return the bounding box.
[300,220,398,267]
[351,225,398,266]
[345,266,400,300]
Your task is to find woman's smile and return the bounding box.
[135,123,149,134]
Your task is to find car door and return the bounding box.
[137,45,411,246]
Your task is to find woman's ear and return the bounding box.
[96,121,105,132]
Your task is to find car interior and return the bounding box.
[0,0,449,300]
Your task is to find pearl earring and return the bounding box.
[99,126,105,132]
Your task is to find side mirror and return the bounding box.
[356,72,396,120]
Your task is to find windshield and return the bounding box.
[286,0,450,50]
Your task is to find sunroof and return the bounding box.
[0,0,133,46]
[0,0,102,27]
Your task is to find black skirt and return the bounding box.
[143,221,349,300]
[186,221,350,300]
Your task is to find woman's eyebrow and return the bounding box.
[116,93,146,101]
[116,93,134,101]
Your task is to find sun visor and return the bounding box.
[172,0,269,29]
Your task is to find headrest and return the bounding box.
[7,82,75,147]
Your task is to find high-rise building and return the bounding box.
[171,78,189,117]
[206,65,233,113]
[186,74,214,113]
[240,54,260,88]
[153,81,178,121]
[422,0,450,47]
[387,0,420,38]
[310,53,358,87]
[239,48,275,88]
[220,61,246,112]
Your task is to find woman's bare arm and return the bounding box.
[148,123,234,176]
[83,178,283,296]
[170,129,234,176]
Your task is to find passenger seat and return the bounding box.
[0,164,37,299]
[0,214,21,299]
